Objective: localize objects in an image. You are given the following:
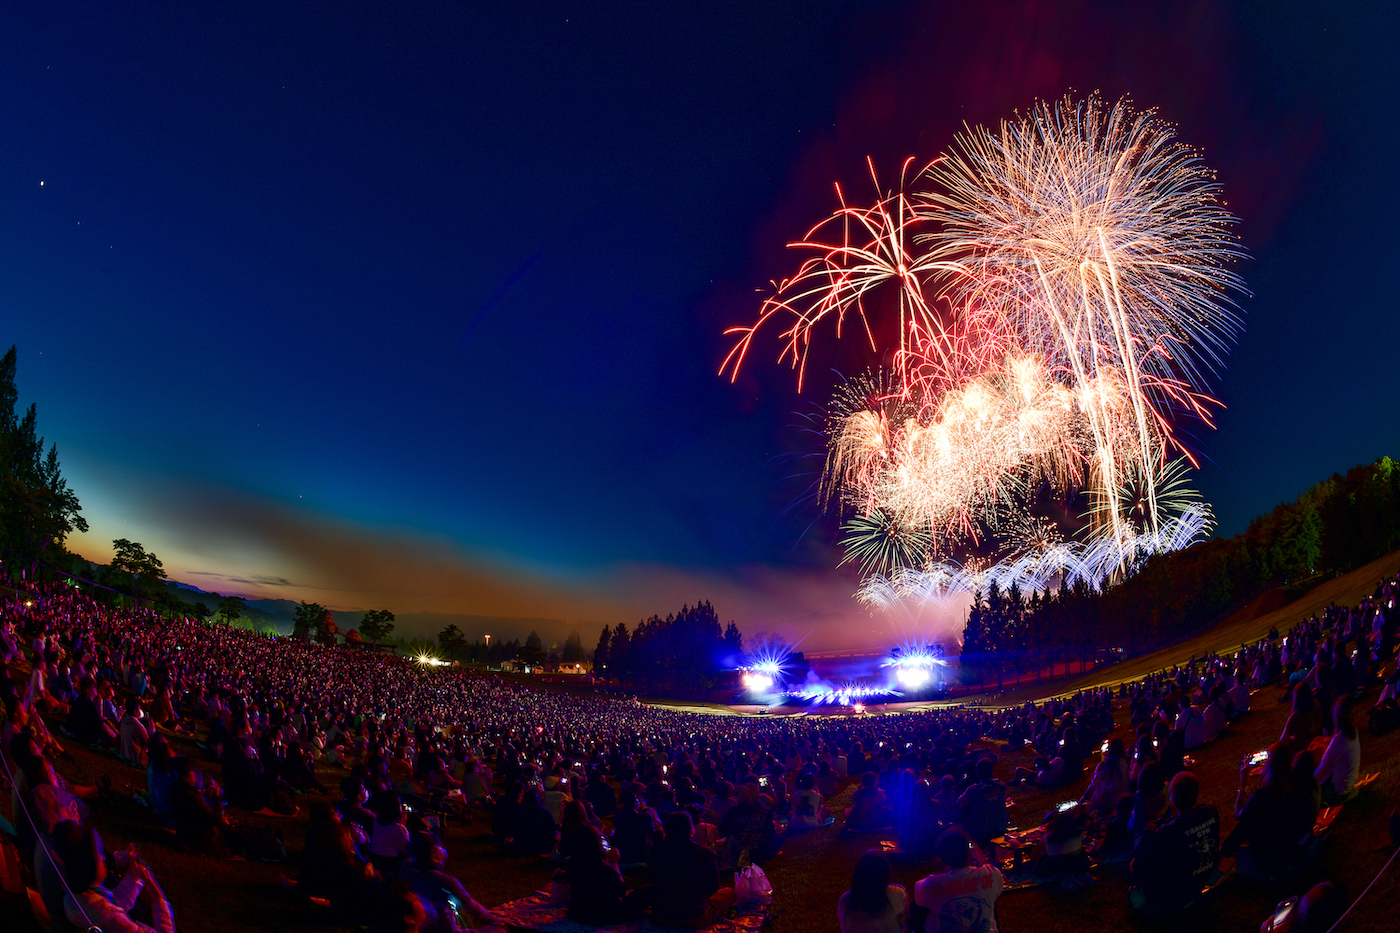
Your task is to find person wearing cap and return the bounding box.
[912,828,1003,933]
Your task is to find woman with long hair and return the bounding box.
[837,849,907,933]
[1315,696,1361,806]
[1223,743,1313,879]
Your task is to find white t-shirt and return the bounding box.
[839,884,907,933]
[914,864,1002,933]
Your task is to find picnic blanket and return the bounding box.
[491,890,767,933]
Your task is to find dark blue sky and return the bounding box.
[3,1,1396,648]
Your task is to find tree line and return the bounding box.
[592,600,744,697]
[961,455,1400,684]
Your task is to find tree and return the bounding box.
[724,621,744,657]
[562,629,584,662]
[292,601,328,640]
[521,630,545,667]
[0,346,88,579]
[317,610,339,646]
[110,538,167,606]
[593,625,612,674]
[359,608,396,643]
[191,602,211,620]
[437,624,466,659]
[217,595,247,627]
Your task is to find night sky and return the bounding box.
[3,2,1396,650]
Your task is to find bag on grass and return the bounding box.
[735,864,772,906]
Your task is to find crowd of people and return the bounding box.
[1,571,1397,932]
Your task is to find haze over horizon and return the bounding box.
[4,2,1397,652]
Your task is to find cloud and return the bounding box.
[67,474,968,653]
[187,572,297,587]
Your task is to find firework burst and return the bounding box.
[724,95,1245,599]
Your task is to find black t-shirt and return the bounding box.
[1132,805,1220,910]
[650,839,721,924]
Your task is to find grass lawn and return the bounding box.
[6,551,1400,932]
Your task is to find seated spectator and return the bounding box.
[1176,697,1210,749]
[507,788,559,858]
[931,774,960,825]
[170,758,236,857]
[720,779,780,868]
[1033,806,1092,886]
[1281,683,1323,751]
[1129,772,1220,913]
[1202,686,1230,743]
[1131,758,1167,833]
[703,781,736,825]
[845,772,891,831]
[67,676,114,747]
[1227,670,1251,714]
[30,784,78,927]
[120,697,151,766]
[1081,738,1130,816]
[912,829,1003,933]
[54,820,177,933]
[583,768,615,817]
[650,811,736,928]
[838,850,907,933]
[369,793,413,875]
[403,831,502,932]
[1223,743,1314,879]
[337,777,377,837]
[558,799,599,862]
[565,825,643,925]
[957,758,1008,846]
[898,779,943,859]
[817,760,840,798]
[296,803,381,919]
[1092,795,1136,863]
[789,773,825,830]
[612,787,659,865]
[1314,695,1361,806]
[146,735,177,829]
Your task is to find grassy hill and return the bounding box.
[988,547,1400,706]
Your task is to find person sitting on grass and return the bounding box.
[403,831,502,932]
[1280,683,1323,751]
[789,772,825,831]
[370,793,414,874]
[120,696,151,766]
[844,772,890,831]
[1223,743,1314,880]
[958,758,1008,848]
[610,786,658,865]
[295,802,382,920]
[1032,806,1092,888]
[565,825,645,925]
[507,787,558,858]
[1129,771,1220,913]
[1092,795,1136,863]
[650,811,737,928]
[720,778,781,868]
[1129,761,1169,838]
[911,829,1003,933]
[838,849,907,933]
[54,819,177,933]
[1082,738,1130,816]
[1314,695,1361,806]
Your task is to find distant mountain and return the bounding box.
[149,574,594,649]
